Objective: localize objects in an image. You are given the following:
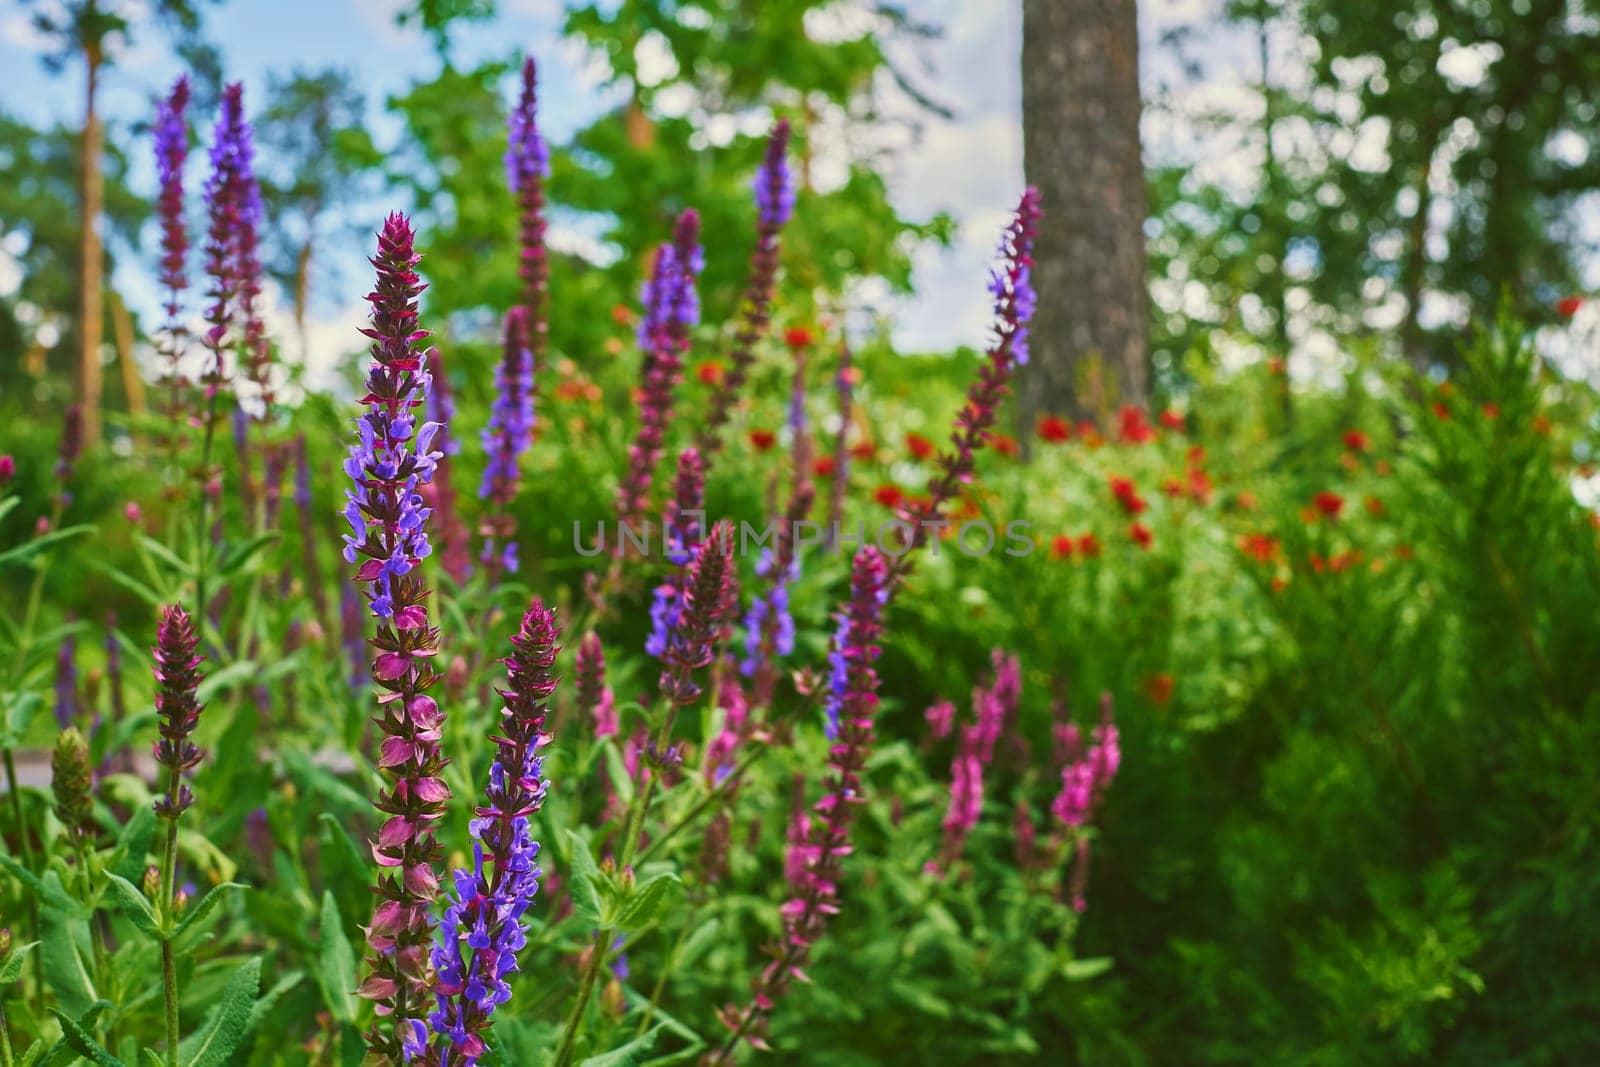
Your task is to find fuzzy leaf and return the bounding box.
[316,892,359,1023]
[615,872,681,931]
[0,524,96,569]
[179,956,260,1067]
[0,940,38,983]
[47,1007,124,1066]
[108,805,157,885]
[577,1024,665,1067]
[562,828,605,926]
[171,882,247,949]
[103,873,162,937]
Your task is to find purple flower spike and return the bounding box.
[658,520,738,707]
[428,600,560,1064]
[154,76,191,424]
[53,627,79,730]
[345,215,451,1063]
[752,117,796,229]
[575,631,618,740]
[151,605,205,820]
[507,56,550,355]
[890,189,1042,588]
[711,547,888,1061]
[616,210,702,527]
[646,448,706,661]
[698,120,795,457]
[479,308,535,575]
[1051,694,1120,912]
[422,347,473,586]
[200,84,268,408]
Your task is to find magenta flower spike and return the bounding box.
[646,447,706,662]
[698,119,794,457]
[151,605,205,820]
[343,214,451,1062]
[657,519,738,707]
[428,600,560,1063]
[422,346,473,586]
[200,83,267,407]
[575,631,618,740]
[615,209,703,528]
[712,547,888,1060]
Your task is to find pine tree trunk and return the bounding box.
[1019,0,1149,428]
[78,34,105,446]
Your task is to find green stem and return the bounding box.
[638,742,767,864]
[158,760,182,1067]
[0,999,14,1067]
[635,918,692,1038]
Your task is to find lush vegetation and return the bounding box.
[3,2,1600,1065]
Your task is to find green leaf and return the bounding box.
[2,692,44,743]
[135,534,194,577]
[615,872,681,931]
[109,804,157,884]
[563,828,605,925]
[0,940,39,983]
[2,856,83,917]
[47,1007,124,1066]
[578,1023,665,1067]
[140,1050,165,1067]
[39,906,98,1017]
[88,559,166,608]
[215,532,280,580]
[179,956,261,1067]
[17,1038,45,1067]
[1061,956,1114,980]
[0,524,96,569]
[103,874,162,938]
[196,661,260,704]
[171,882,247,947]
[316,891,358,1023]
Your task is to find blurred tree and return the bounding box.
[0,113,143,404]
[1020,0,1150,427]
[1149,0,1600,376]
[19,0,213,444]
[255,69,383,363]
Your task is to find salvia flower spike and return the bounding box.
[51,728,94,846]
[647,448,706,662]
[698,119,794,456]
[575,631,618,740]
[479,308,535,574]
[658,519,738,707]
[154,75,192,426]
[890,188,1041,588]
[151,605,205,821]
[427,600,560,1063]
[616,209,703,527]
[712,546,888,1059]
[507,56,551,352]
[343,214,450,1062]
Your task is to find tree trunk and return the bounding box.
[295,241,313,364]
[78,33,106,445]
[1019,0,1149,428]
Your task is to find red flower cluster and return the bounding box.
[1038,415,1072,443]
[1117,405,1155,445]
[1311,491,1345,520]
[1109,475,1147,515]
[906,432,935,460]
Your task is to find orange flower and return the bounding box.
[1267,357,1286,375]
[1077,421,1104,448]
[991,433,1020,457]
[850,440,877,461]
[1037,415,1072,443]
[1395,542,1414,561]
[1375,460,1392,476]
[695,360,725,385]
[1432,401,1451,420]
[1129,521,1153,549]
[784,325,815,348]
[1343,429,1370,452]
[1312,491,1345,519]
[906,432,935,460]
[1236,491,1259,511]
[1050,534,1074,560]
[1481,402,1500,419]
[1077,533,1102,557]
[1239,532,1280,563]
[1364,495,1384,516]
[1187,468,1214,505]
[610,303,633,325]
[1329,550,1362,573]
[748,428,777,452]
[1145,673,1174,705]
[1163,477,1185,498]
[1533,414,1551,435]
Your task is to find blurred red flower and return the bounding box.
[1129,521,1153,549]
[1117,405,1155,445]
[696,360,725,385]
[906,432,935,460]
[850,440,876,461]
[1239,532,1279,563]
[1556,295,1584,318]
[1077,533,1102,557]
[1145,673,1174,705]
[1109,476,1148,515]
[1159,409,1186,432]
[749,429,777,452]
[1312,491,1344,519]
[784,325,815,348]
[813,455,836,477]
[873,484,905,509]
[1343,429,1370,452]
[1037,415,1072,443]
[1050,534,1074,560]
[991,433,1020,457]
